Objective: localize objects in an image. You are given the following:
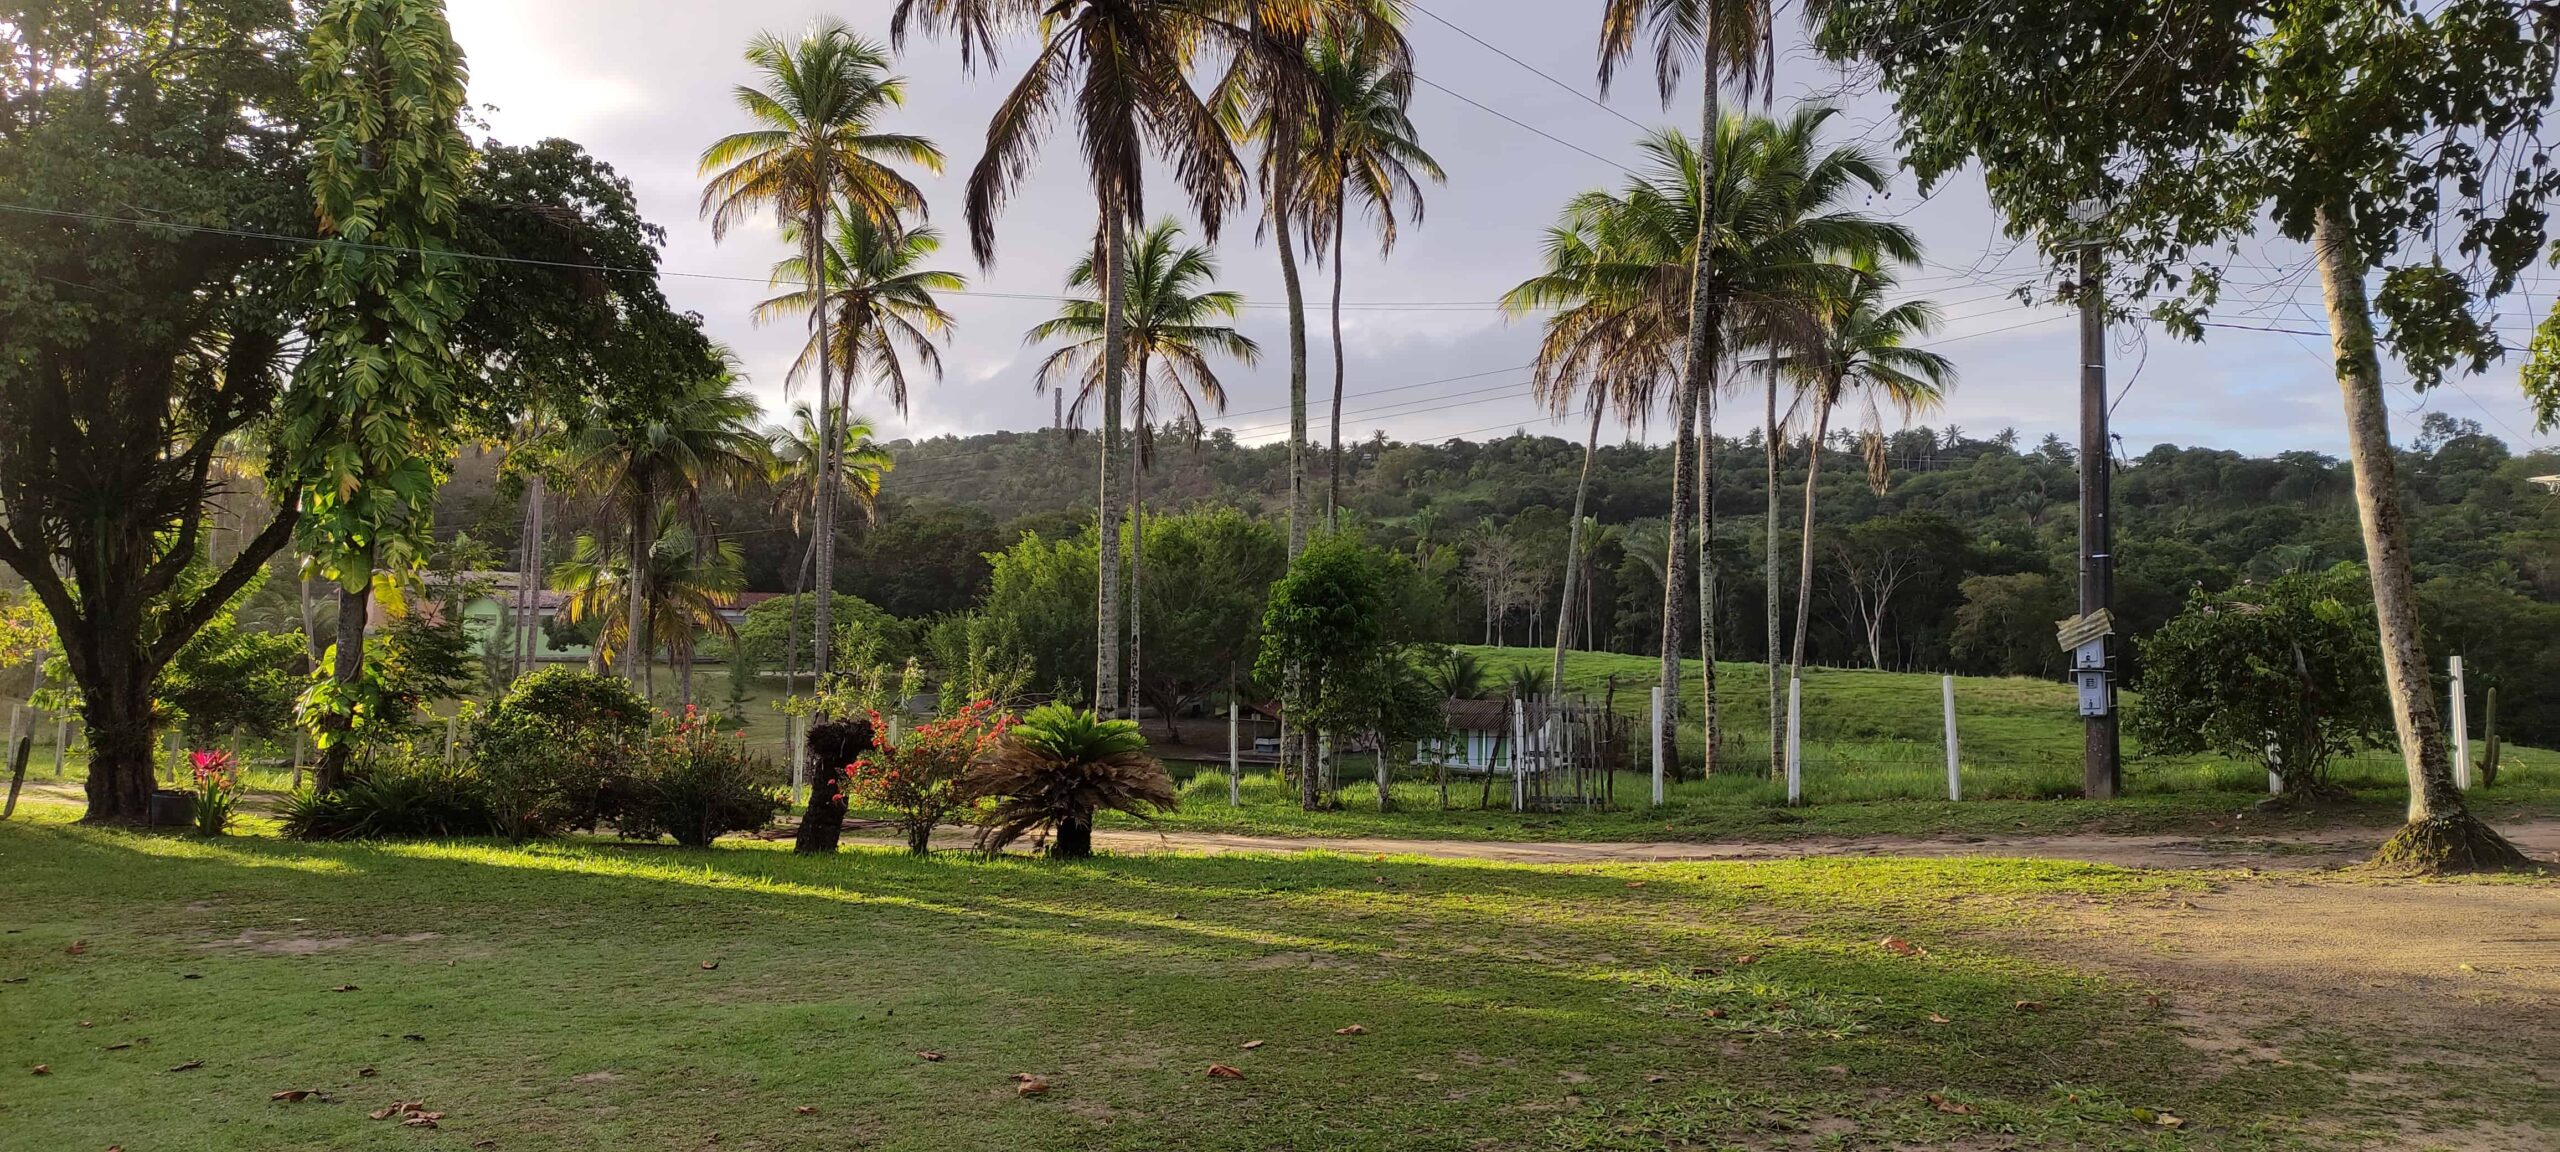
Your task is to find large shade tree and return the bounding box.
[1812,0,2553,871]
[699,19,938,710]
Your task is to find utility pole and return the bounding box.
[2075,238,2121,798]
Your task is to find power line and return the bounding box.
[1406,3,1652,134]
[1407,73,1636,175]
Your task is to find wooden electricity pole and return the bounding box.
[2076,242,2121,798]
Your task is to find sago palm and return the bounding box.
[961,702,1178,859]
[699,17,941,699]
[1028,217,1259,716]
[1784,260,1953,677]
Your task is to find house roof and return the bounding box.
[1444,698,1512,732]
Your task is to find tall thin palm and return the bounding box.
[552,519,748,708]
[1785,262,1953,678]
[768,403,896,703]
[699,18,941,699]
[755,216,963,418]
[1295,29,1441,521]
[1029,217,1261,713]
[891,0,1276,720]
[1596,0,1777,784]
[560,362,771,699]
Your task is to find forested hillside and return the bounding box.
[417,413,2560,742]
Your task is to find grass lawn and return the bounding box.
[4,813,2551,1150]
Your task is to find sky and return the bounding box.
[442,0,2557,460]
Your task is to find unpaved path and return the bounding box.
[856,818,2560,871]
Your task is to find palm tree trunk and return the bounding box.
[1697,379,1719,775]
[1761,358,1781,773]
[1096,211,1131,718]
[626,492,651,702]
[1328,210,1348,525]
[1661,16,1724,785]
[1551,404,1604,694]
[520,474,546,678]
[808,194,838,703]
[1274,150,1318,809]
[1127,356,1148,724]
[2310,198,2527,872]
[1788,391,1832,677]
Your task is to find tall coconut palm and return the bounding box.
[1784,262,1953,682]
[1294,28,1441,522]
[559,362,771,700]
[1596,0,1777,782]
[756,216,963,419]
[551,520,748,707]
[769,405,897,700]
[890,0,1284,721]
[699,18,940,702]
[1028,217,1261,713]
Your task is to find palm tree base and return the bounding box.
[2369,812,2537,874]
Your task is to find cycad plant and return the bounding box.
[961,703,1178,859]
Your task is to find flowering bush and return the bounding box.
[610,706,785,848]
[187,749,240,837]
[845,700,1010,854]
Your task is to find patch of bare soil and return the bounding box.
[199,929,443,955]
[2019,877,2560,1151]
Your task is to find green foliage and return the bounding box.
[736,592,910,673]
[278,752,497,841]
[1257,533,1441,757]
[847,699,1008,853]
[1950,573,2071,680]
[471,668,653,840]
[962,703,1177,859]
[612,712,785,848]
[2129,567,2393,794]
[924,613,1037,715]
[980,530,1100,704]
[1129,507,1287,718]
[158,590,305,743]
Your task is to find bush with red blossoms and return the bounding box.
[844,700,1010,854]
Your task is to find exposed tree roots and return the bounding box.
[2369,813,2539,875]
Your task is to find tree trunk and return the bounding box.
[1764,360,1784,779]
[1096,212,1130,718]
[314,572,371,794]
[1552,406,1603,693]
[1328,213,1348,525]
[626,492,651,701]
[809,193,838,704]
[1657,18,1724,787]
[1128,420,1145,722]
[75,647,159,823]
[1279,162,1312,560]
[794,717,873,854]
[1051,816,1094,860]
[519,474,545,679]
[1788,390,1832,676]
[2308,199,2528,872]
[1658,388,1696,780]
[1697,381,1720,775]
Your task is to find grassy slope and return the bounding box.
[7,816,2541,1151]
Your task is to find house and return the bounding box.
[376,571,592,664]
[2530,475,2560,494]
[1419,698,1514,775]
[713,591,785,631]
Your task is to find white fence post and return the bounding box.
[1941,675,1960,802]
[787,715,804,807]
[2449,656,2471,790]
[1785,675,1804,807]
[1648,686,1665,806]
[53,718,71,778]
[1227,698,1241,807]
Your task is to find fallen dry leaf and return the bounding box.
[65,940,86,955]
[402,1115,439,1129]
[1927,1093,1975,1115]
[1926,1013,1952,1025]
[699,960,719,971]
[916,1051,944,1062]
[2013,1000,2045,1013]
[1334,1025,1367,1036]
[357,1066,377,1078]
[402,1033,426,1042]
[1013,1074,1050,1096]
[1880,936,1924,957]
[2154,1112,2185,1129]
[1702,1007,1727,1020]
[1239,1040,1264,1050]
[270,1089,324,1102]
[793,1105,817,1116]
[1206,1063,1245,1080]
[77,1020,91,1028]
[1734,954,1758,965]
[102,1042,132,1052]
[332,984,359,993]
[1623,881,1647,888]
[2145,993,2164,1009]
[166,1060,203,1072]
[1644,1073,1669,1084]
[30,1064,47,1075]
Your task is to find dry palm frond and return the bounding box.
[962,704,1177,857]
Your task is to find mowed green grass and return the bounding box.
[0,813,2509,1152]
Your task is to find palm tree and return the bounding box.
[1028,218,1261,716]
[1784,261,1953,682]
[559,362,771,699]
[890,0,1277,721]
[755,216,963,419]
[551,521,748,708]
[769,404,897,699]
[1294,29,1442,522]
[961,702,1179,859]
[1596,0,1778,783]
[699,18,940,701]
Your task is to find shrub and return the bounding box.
[612,709,785,848]
[279,752,497,841]
[961,704,1176,859]
[187,750,240,836]
[846,700,1008,854]
[471,668,652,840]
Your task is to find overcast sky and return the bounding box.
[443,0,2556,460]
